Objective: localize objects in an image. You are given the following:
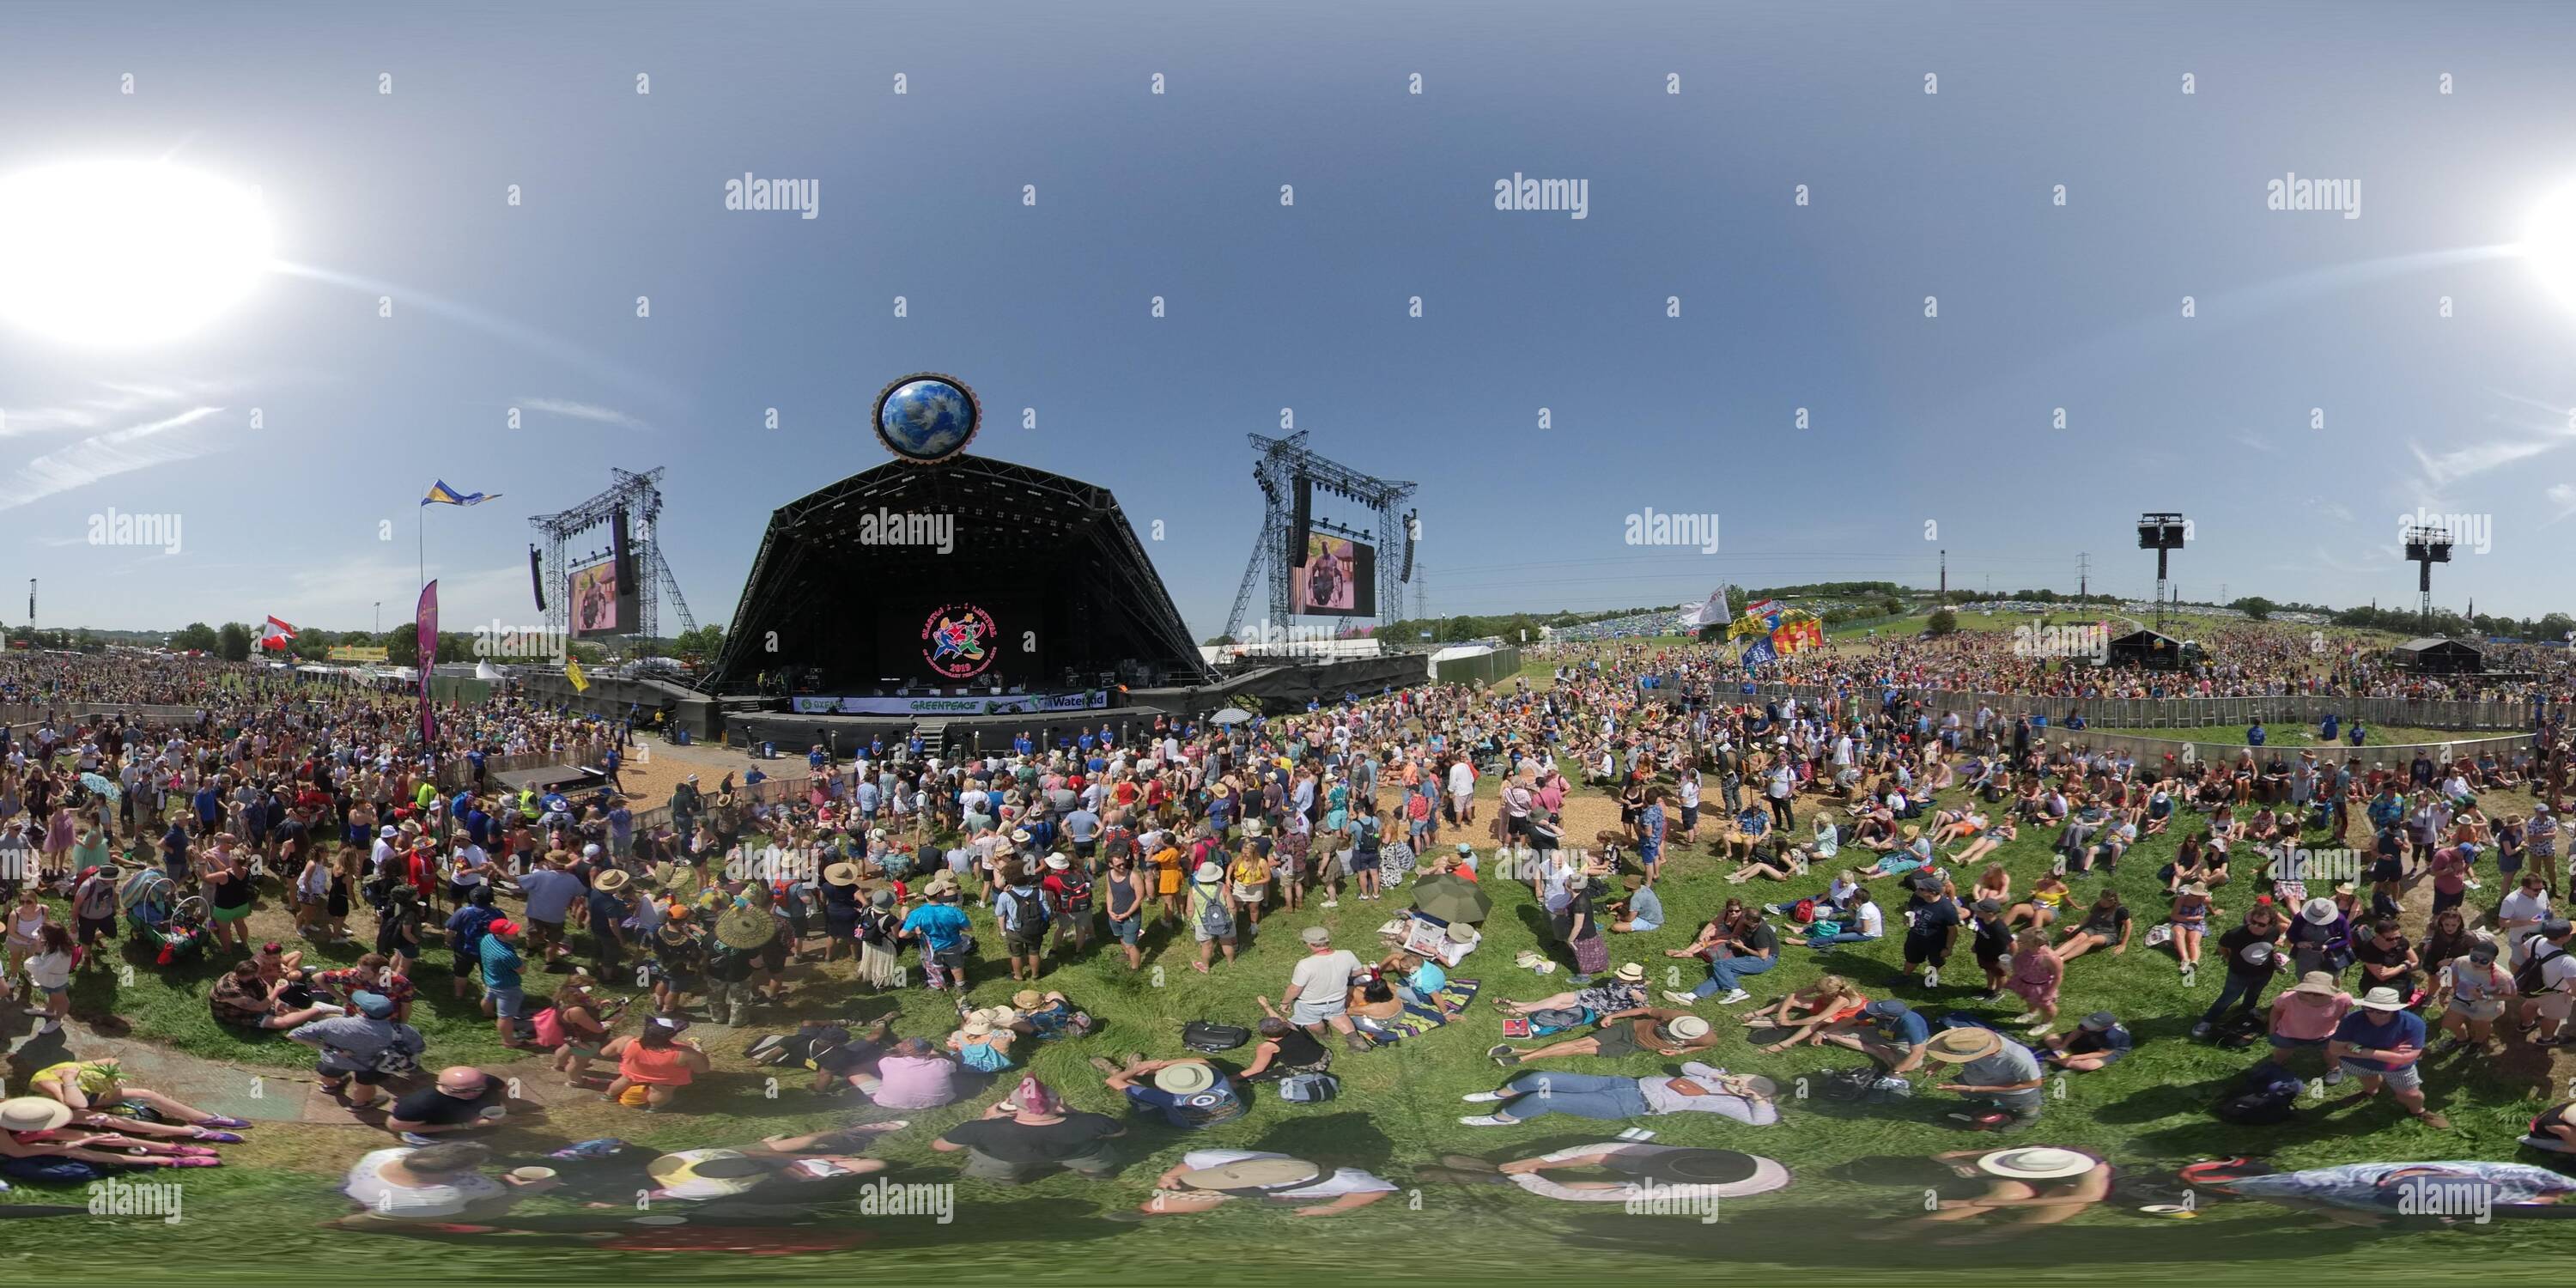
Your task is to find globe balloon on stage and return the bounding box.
[873,373,981,465]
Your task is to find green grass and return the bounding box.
[8,775,2575,1283]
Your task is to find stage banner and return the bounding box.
[787,689,1111,717]
[327,645,391,662]
[416,581,439,744]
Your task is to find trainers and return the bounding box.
[1459,1114,1521,1127]
[1461,1091,1510,1103]
[2190,1021,2213,1040]
[1662,991,1699,1006]
[2323,1066,2345,1085]
[400,1132,440,1146]
[1717,989,1752,1005]
[1320,900,1339,909]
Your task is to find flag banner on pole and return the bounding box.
[1677,585,1732,632]
[422,480,501,507]
[416,581,439,744]
[1729,598,1782,639]
[1741,635,1778,668]
[565,655,589,693]
[260,615,298,651]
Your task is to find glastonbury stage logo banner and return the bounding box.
[921,603,998,680]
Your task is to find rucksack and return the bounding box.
[998,887,1048,934]
[1182,1020,1252,1052]
[1821,1064,1912,1103]
[1054,872,1093,908]
[1278,1072,1340,1103]
[2517,944,2567,997]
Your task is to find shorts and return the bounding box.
[212,902,251,923]
[453,952,479,979]
[1680,806,1699,831]
[1346,850,1380,874]
[1110,914,1141,945]
[1290,998,1347,1028]
[488,986,526,1018]
[1233,883,1266,905]
[1589,1022,1645,1060]
[2371,857,2402,882]
[1903,935,1949,968]
[2341,1058,2421,1091]
[322,1065,392,1087]
[1005,932,1044,956]
[529,918,565,941]
[2448,997,2507,1023]
[757,940,787,973]
[76,914,115,943]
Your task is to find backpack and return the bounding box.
[1278,1072,1340,1103]
[1821,1064,1912,1103]
[1054,871,1093,908]
[2517,944,2567,997]
[998,887,1048,935]
[1182,1020,1251,1052]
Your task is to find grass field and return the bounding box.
[6,759,2573,1283]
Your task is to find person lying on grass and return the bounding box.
[1458,1064,1778,1126]
[0,1095,223,1169]
[1124,1151,1395,1219]
[1493,961,1649,1019]
[1487,1008,1714,1067]
[27,1057,250,1140]
[1731,975,1868,1053]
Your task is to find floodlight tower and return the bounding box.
[2403,524,2452,632]
[2136,513,2187,631]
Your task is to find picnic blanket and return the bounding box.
[1358,979,1480,1043]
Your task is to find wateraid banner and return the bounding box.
[789,690,1112,717]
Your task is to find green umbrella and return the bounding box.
[1412,873,1492,925]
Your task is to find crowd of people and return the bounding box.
[3,635,2573,1240]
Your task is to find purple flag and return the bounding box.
[416,580,439,745]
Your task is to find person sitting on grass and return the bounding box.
[929,1075,1123,1186]
[1723,835,1806,884]
[1609,874,1664,933]
[1232,1018,1334,1083]
[1716,805,1770,862]
[1856,826,1935,881]
[599,1017,713,1112]
[385,1066,509,1143]
[332,1139,556,1227]
[1947,815,2019,866]
[289,991,426,1113]
[210,955,343,1031]
[1486,1008,1713,1068]
[1733,975,1868,1054]
[1816,999,1932,1075]
[2049,890,2132,963]
[2038,1011,2133,1072]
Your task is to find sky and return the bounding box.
[8,0,2576,642]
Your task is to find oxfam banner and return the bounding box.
[789,690,1109,717]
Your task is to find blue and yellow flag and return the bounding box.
[422,480,501,507]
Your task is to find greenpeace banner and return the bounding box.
[788,690,1112,717]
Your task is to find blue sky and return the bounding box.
[7,0,2576,639]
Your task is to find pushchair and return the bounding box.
[118,869,210,965]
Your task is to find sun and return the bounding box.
[2521,180,2576,311]
[0,160,274,347]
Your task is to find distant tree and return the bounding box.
[216,622,254,662]
[1927,608,1959,637]
[171,622,219,653]
[2231,596,2275,622]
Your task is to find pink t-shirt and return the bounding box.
[2269,991,2353,1042]
[870,1054,960,1109]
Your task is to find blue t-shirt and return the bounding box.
[1123,1079,1246,1128]
[1868,1007,1933,1048]
[902,903,971,953]
[2331,1009,2427,1072]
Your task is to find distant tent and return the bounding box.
[2105,629,2184,670]
[2392,637,2482,675]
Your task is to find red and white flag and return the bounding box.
[261,615,297,650]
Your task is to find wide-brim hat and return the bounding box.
[1175,1156,1317,1191]
[1242,819,1265,836]
[645,1149,772,1194]
[1152,1061,1218,1095]
[1210,783,1232,798]
[1662,1014,1713,1042]
[1445,922,1477,944]
[2354,987,2407,1012]
[715,905,777,950]
[593,869,632,892]
[1925,1027,2003,1062]
[2300,897,2336,925]
[1632,1148,1789,1195]
[1194,862,1224,883]
[823,862,863,888]
[1613,963,1647,982]
[0,1096,73,1133]
[1977,1147,2098,1181]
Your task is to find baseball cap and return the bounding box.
[1300,926,1332,945]
[352,991,396,1018]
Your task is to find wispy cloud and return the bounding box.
[2409,436,2560,492]
[2,378,230,436]
[0,406,229,512]
[2236,433,2277,454]
[519,398,650,430]
[2305,496,2356,523]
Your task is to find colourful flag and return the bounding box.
[259,614,297,651]
[565,655,589,693]
[1742,635,1778,668]
[422,480,501,507]
[416,581,439,744]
